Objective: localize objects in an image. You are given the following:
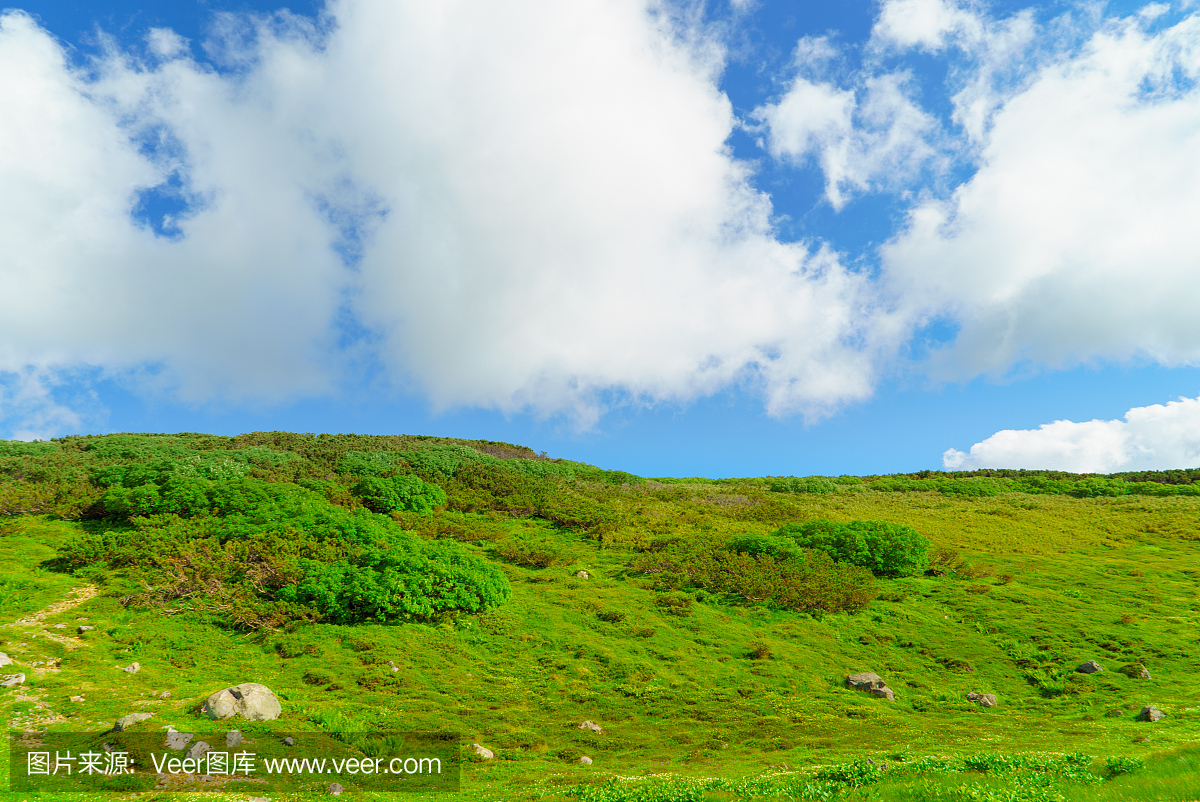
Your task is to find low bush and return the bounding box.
[773,519,930,577]
[351,475,446,514]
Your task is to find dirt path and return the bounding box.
[3,585,99,731]
[11,583,98,628]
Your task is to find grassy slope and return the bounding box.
[2,446,1200,800]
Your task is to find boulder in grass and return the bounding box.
[187,741,211,761]
[225,731,243,749]
[202,683,281,721]
[1118,663,1152,680]
[471,744,494,760]
[113,712,153,732]
[580,756,593,765]
[846,672,896,701]
[966,692,997,708]
[1,673,25,688]
[165,730,194,750]
[77,626,94,634]
[579,720,602,734]
[1137,705,1165,722]
[0,653,12,667]
[327,783,344,796]
[123,662,141,674]
[575,571,590,579]
[1075,660,1103,674]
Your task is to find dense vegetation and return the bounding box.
[1,432,1199,801]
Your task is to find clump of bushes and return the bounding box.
[351,475,446,514]
[768,476,838,494]
[772,519,930,577]
[633,546,876,614]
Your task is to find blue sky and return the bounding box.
[3,0,1200,477]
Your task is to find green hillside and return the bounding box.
[2,432,1199,801]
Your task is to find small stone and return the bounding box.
[1,673,25,688]
[69,695,84,703]
[1137,705,1166,722]
[0,653,11,667]
[471,743,494,760]
[160,691,172,699]
[327,783,345,795]
[282,736,295,746]
[388,660,399,673]
[113,712,153,732]
[101,743,114,753]
[78,626,94,634]
[575,570,590,579]
[966,692,998,708]
[54,623,66,629]
[187,741,211,761]
[166,730,194,750]
[579,720,602,734]
[123,662,141,674]
[1075,660,1103,674]
[580,755,593,765]
[226,730,243,748]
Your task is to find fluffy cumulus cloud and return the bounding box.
[943,396,1200,472]
[9,0,1200,448]
[0,0,882,436]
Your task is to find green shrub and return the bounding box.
[351,475,447,514]
[725,533,799,561]
[768,476,838,494]
[278,538,510,623]
[1104,756,1143,776]
[774,519,930,577]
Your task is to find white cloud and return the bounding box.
[0,1,887,436]
[872,0,984,52]
[943,395,1200,472]
[755,66,940,208]
[883,11,1200,379]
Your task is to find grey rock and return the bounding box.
[1076,660,1103,674]
[580,755,593,765]
[123,662,141,674]
[579,720,602,734]
[1139,667,1152,679]
[1137,705,1166,722]
[77,626,94,634]
[225,730,243,748]
[0,653,11,667]
[282,736,295,746]
[54,623,66,629]
[202,683,282,721]
[327,783,344,795]
[966,692,998,708]
[388,660,399,673]
[471,743,494,760]
[165,730,194,750]
[187,741,211,761]
[1,673,25,688]
[160,691,172,699]
[69,695,84,703]
[113,712,153,732]
[846,671,896,701]
[575,570,590,579]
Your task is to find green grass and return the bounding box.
[2,434,1199,800]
